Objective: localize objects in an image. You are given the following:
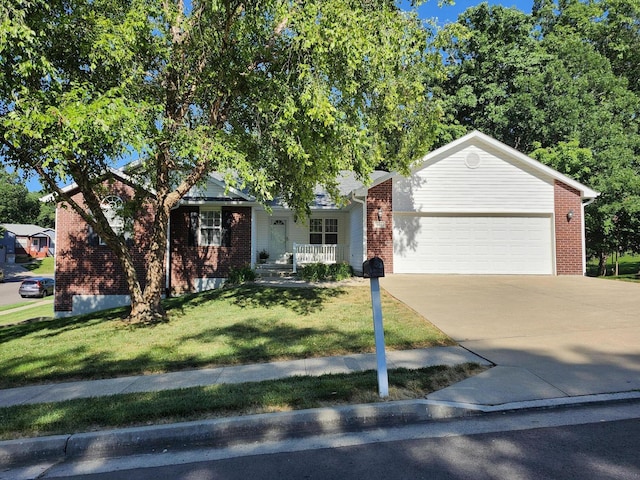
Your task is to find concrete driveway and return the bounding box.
[381,275,640,404]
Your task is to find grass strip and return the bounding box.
[0,303,53,327]
[0,364,485,441]
[0,302,35,313]
[0,285,453,389]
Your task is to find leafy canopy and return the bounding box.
[0,0,442,321]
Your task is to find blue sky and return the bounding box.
[20,0,534,192]
[414,0,534,24]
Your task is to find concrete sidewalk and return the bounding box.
[0,347,489,408]
[3,347,640,474]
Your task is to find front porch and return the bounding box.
[292,243,347,273]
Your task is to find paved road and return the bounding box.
[381,275,640,399]
[0,263,52,306]
[28,402,640,479]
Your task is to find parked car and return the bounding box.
[0,268,4,283]
[19,277,55,298]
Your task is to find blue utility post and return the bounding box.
[363,257,389,398]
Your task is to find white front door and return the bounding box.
[269,218,288,261]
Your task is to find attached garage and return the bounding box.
[393,214,553,274]
[364,131,599,276]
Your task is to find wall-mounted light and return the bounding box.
[567,209,574,221]
[377,208,383,221]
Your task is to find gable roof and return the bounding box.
[371,130,599,200]
[40,166,144,203]
[1,224,54,237]
[313,171,389,208]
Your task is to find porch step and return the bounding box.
[255,263,295,279]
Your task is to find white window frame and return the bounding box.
[199,208,222,246]
[99,195,125,246]
[309,218,338,245]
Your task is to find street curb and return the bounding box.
[2,393,640,468]
[0,399,479,468]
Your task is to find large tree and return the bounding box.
[437,2,640,272]
[1,0,441,322]
[0,167,41,224]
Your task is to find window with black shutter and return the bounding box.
[222,209,233,247]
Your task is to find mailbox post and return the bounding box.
[363,256,389,398]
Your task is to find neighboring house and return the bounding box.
[0,224,55,261]
[53,131,598,317]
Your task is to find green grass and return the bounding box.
[23,257,55,275]
[587,253,640,282]
[0,302,36,313]
[0,364,485,440]
[0,285,453,389]
[0,300,53,326]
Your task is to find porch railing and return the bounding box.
[292,243,347,273]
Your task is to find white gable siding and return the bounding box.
[394,145,555,214]
[349,203,364,272]
[188,181,229,199]
[254,210,271,255]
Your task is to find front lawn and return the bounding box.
[0,285,453,389]
[587,253,640,282]
[0,300,53,326]
[22,257,55,275]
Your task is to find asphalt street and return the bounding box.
[0,264,52,306]
[21,401,640,480]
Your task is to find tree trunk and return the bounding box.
[127,202,172,324]
[597,251,608,277]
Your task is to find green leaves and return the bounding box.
[1,0,441,321]
[438,0,640,263]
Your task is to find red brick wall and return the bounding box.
[169,206,252,293]
[54,181,153,313]
[366,179,394,274]
[554,181,584,275]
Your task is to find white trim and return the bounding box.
[251,207,257,267]
[368,131,599,200]
[194,278,226,291]
[53,295,132,318]
[199,207,223,246]
[350,193,367,273]
[40,166,152,203]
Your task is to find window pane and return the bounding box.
[325,234,338,244]
[200,209,221,246]
[310,219,323,233]
[310,233,323,244]
[325,219,338,233]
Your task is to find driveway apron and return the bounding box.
[381,275,640,403]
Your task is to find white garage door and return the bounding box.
[393,215,553,274]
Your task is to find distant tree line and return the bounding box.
[0,167,55,228]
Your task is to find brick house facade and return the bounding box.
[52,131,598,317]
[54,179,152,313]
[554,181,585,275]
[169,206,252,294]
[366,179,394,273]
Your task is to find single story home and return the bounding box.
[53,131,598,317]
[0,223,55,261]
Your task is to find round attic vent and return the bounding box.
[465,152,481,169]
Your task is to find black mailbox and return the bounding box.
[363,256,385,278]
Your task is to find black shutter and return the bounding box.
[222,209,233,247]
[188,211,199,247]
[87,226,99,247]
